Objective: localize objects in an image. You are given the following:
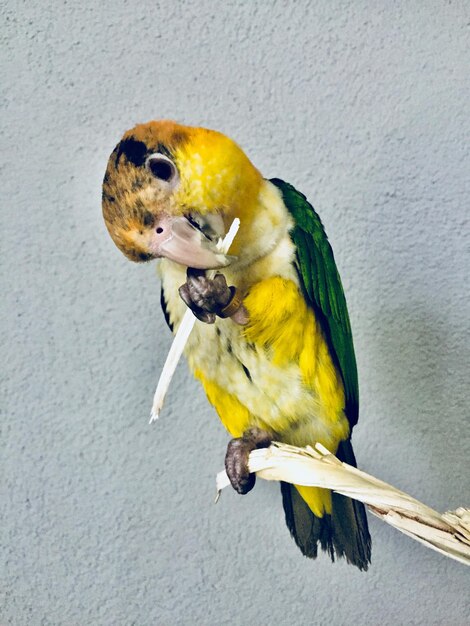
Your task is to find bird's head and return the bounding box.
[102,120,264,268]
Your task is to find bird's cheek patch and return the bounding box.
[108,224,150,262]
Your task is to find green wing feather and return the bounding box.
[270,178,359,429]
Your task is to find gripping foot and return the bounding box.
[225,428,272,494]
[179,268,232,324]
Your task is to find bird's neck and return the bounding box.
[225,179,298,291]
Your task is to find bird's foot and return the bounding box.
[179,268,241,323]
[225,428,272,494]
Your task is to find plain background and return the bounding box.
[2,2,469,625]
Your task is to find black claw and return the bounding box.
[187,267,205,280]
[198,311,216,324]
[178,284,192,308]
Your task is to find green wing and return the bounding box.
[270,178,359,429]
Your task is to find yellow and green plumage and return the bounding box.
[102,120,371,570]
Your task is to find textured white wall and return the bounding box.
[2,1,469,624]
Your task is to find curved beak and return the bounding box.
[149,215,235,269]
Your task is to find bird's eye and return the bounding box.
[145,153,178,184]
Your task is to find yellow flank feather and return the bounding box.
[243,276,347,433]
[193,371,253,438]
[243,277,308,366]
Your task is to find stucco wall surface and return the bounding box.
[1,1,469,624]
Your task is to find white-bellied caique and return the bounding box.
[102,120,371,570]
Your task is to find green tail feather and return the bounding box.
[280,439,371,571]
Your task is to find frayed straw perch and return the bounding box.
[216,442,470,566]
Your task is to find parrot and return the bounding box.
[102,120,371,570]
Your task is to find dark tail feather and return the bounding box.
[280,438,371,571]
[332,439,371,569]
[280,481,335,561]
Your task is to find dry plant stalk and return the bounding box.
[216,442,470,566]
[150,218,240,423]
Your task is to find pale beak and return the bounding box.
[149,215,234,269]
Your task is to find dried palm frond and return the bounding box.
[216,442,470,566]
